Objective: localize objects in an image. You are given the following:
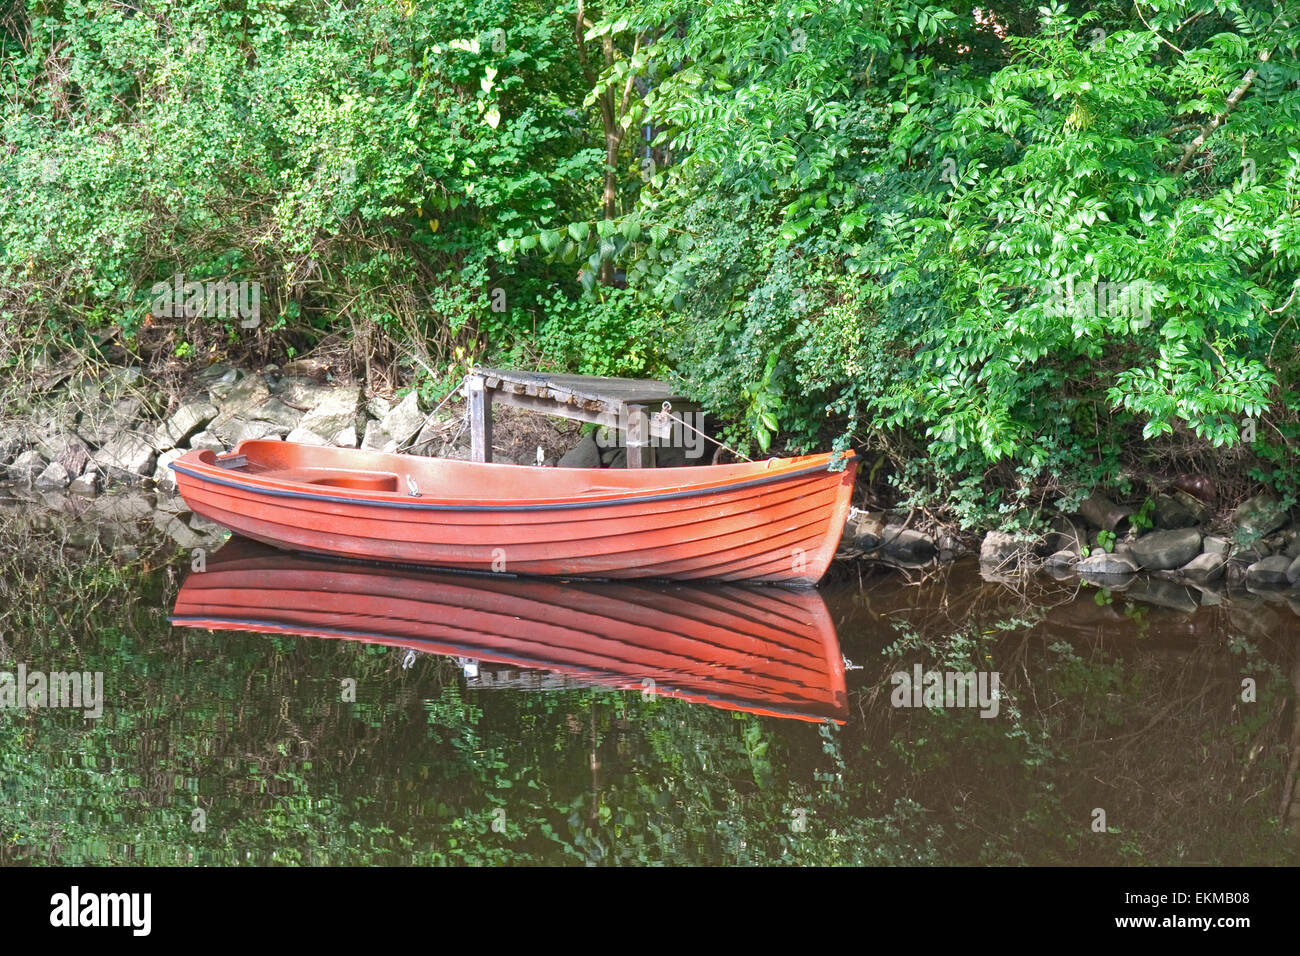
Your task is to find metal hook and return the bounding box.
[654,400,673,430]
[406,475,421,497]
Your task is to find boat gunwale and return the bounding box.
[171,445,857,513]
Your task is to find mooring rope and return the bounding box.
[396,381,757,466]
[655,401,753,463]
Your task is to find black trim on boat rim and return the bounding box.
[169,455,854,513]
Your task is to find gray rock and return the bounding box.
[0,423,24,466]
[7,449,47,483]
[1262,532,1289,556]
[212,391,303,443]
[154,493,190,518]
[880,526,936,566]
[1288,554,1300,585]
[1199,588,1226,607]
[1153,491,1210,529]
[1244,555,1293,589]
[90,491,155,525]
[379,392,425,447]
[408,416,449,455]
[285,427,329,446]
[216,416,287,445]
[298,387,361,439]
[1127,527,1202,570]
[1076,551,1139,577]
[1124,578,1199,613]
[1201,535,1231,557]
[249,398,302,431]
[1229,544,1269,566]
[197,363,238,387]
[209,377,275,442]
[68,469,103,496]
[557,433,602,469]
[1151,493,1190,529]
[98,366,144,394]
[653,442,690,467]
[151,448,186,491]
[76,396,144,447]
[979,531,1026,569]
[836,511,884,558]
[1283,532,1300,559]
[34,460,70,490]
[1078,493,1133,532]
[598,439,623,467]
[359,421,399,454]
[366,395,393,420]
[31,420,81,462]
[1233,493,1289,541]
[209,371,268,412]
[188,430,226,452]
[188,512,223,534]
[276,378,337,409]
[1044,549,1079,570]
[93,432,157,476]
[156,514,208,550]
[153,401,219,452]
[1178,552,1226,584]
[330,423,358,448]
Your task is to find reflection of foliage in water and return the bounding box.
[854,593,1298,865]
[0,517,1296,865]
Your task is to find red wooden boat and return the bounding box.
[171,537,849,723]
[171,440,857,584]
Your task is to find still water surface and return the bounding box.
[2,506,1297,865]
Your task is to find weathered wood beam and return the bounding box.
[467,374,492,463]
[489,389,613,426]
[625,403,653,468]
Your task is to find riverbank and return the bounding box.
[2,355,1298,602]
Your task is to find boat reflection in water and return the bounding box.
[170,537,848,723]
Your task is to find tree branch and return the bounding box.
[574,0,597,87]
[1174,50,1270,175]
[618,33,642,119]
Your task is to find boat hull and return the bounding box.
[171,440,857,584]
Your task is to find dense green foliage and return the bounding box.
[2,0,1298,517]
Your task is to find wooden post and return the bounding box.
[467,374,493,463]
[625,403,653,468]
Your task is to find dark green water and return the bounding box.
[1,495,1297,865]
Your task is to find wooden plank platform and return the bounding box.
[464,366,700,468]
